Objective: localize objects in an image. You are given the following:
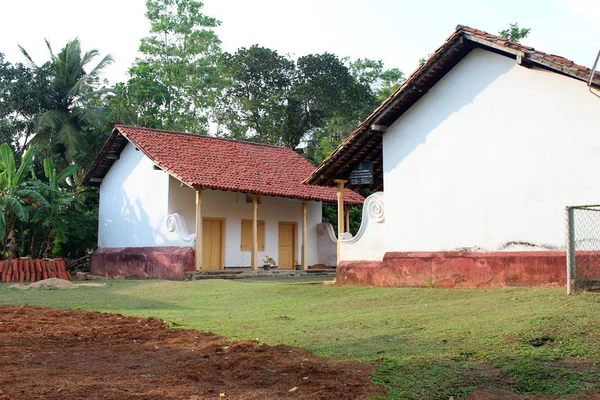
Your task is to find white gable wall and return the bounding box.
[383,48,600,251]
[98,142,170,247]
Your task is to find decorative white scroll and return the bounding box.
[317,222,338,243]
[166,213,196,243]
[367,192,385,223]
[343,192,385,245]
[339,192,386,262]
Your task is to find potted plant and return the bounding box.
[263,256,276,272]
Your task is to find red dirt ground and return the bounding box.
[0,306,380,400]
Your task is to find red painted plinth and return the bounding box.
[337,251,567,288]
[90,247,195,280]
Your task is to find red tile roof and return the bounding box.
[84,125,364,204]
[306,25,600,187]
[459,26,598,79]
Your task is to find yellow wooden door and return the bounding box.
[278,222,295,270]
[202,219,223,270]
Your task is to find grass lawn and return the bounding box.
[1,277,600,399]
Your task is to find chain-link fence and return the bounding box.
[566,205,600,294]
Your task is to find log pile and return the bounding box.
[0,258,71,283]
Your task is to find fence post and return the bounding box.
[566,207,575,295]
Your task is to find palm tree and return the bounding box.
[19,39,114,163]
[0,144,47,258]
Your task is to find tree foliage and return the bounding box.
[126,0,224,133]
[347,58,404,104]
[217,48,403,156]
[217,45,294,143]
[0,53,55,153]
[499,23,531,43]
[26,158,79,258]
[0,144,48,258]
[20,39,113,165]
[0,39,108,260]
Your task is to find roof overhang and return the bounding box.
[305,25,600,188]
[82,127,128,186]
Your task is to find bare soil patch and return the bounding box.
[0,306,379,399]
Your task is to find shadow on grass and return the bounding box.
[370,356,600,400]
[371,358,478,400]
[497,357,600,395]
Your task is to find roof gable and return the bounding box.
[84,125,364,204]
[306,25,600,188]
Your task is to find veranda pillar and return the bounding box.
[251,194,259,270]
[301,201,308,270]
[194,189,203,271]
[333,179,347,265]
[345,205,350,235]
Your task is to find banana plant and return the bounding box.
[0,144,48,258]
[26,158,78,258]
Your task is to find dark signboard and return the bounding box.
[348,161,373,185]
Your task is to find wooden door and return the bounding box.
[278,222,295,270]
[202,219,223,270]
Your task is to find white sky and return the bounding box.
[1,0,599,85]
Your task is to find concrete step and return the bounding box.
[185,269,336,280]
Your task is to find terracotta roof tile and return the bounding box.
[459,25,599,79]
[85,125,363,204]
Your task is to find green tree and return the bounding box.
[217,45,294,142]
[128,0,223,133]
[0,54,55,153]
[298,54,397,164]
[217,50,378,150]
[20,39,114,165]
[499,23,531,43]
[0,144,47,258]
[347,58,405,104]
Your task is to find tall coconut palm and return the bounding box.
[19,39,114,163]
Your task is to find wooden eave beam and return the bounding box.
[370,124,388,133]
[463,34,526,59]
[328,132,382,180]
[528,56,596,84]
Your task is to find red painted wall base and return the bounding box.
[337,251,567,288]
[90,247,195,280]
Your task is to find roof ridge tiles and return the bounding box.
[114,124,295,151]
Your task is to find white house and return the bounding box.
[84,125,363,279]
[306,26,600,288]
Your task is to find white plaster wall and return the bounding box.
[98,143,171,248]
[341,192,387,261]
[316,222,337,266]
[383,48,600,252]
[168,186,323,267]
[168,176,196,236]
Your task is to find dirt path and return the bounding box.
[0,306,379,400]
